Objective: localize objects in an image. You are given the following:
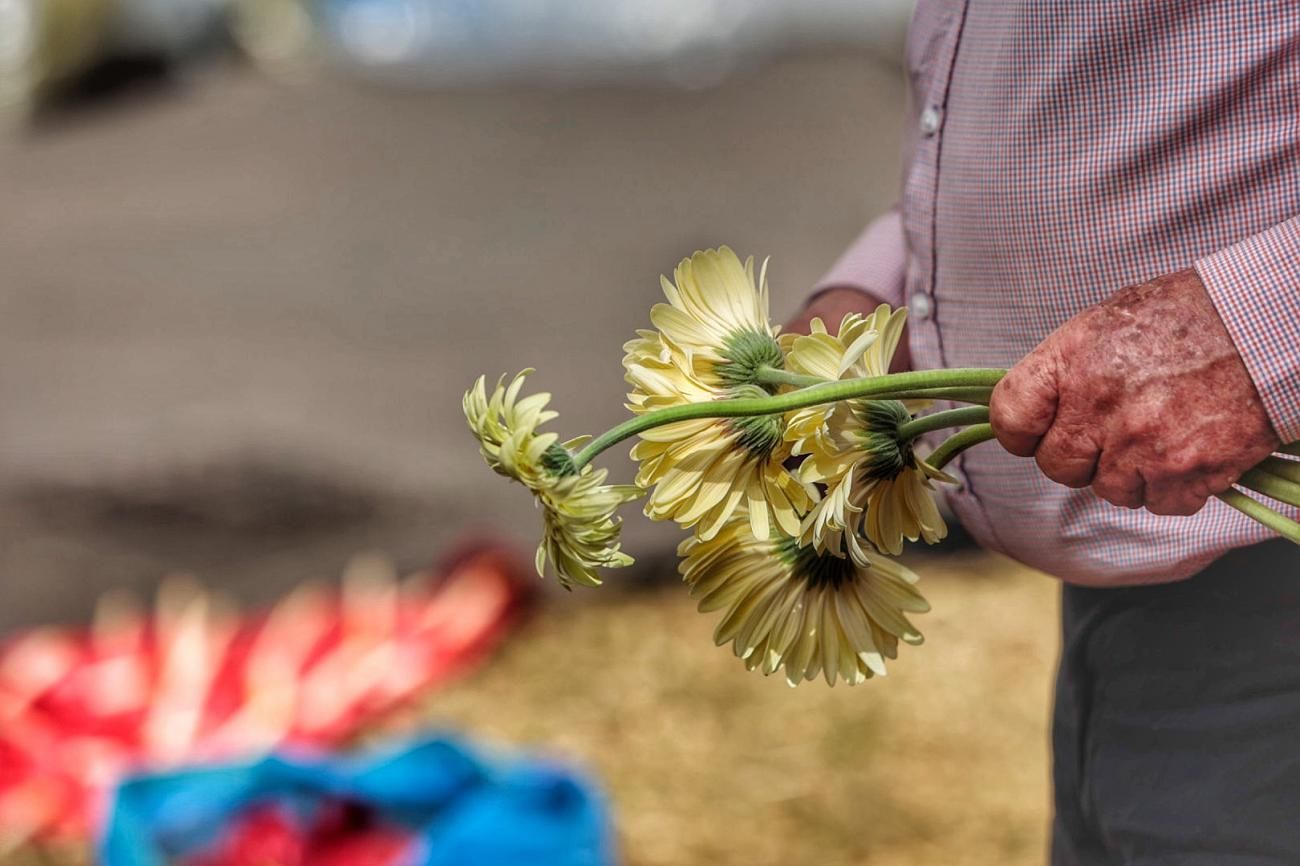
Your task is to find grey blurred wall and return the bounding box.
[0,51,906,628]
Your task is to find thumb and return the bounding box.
[989,348,1061,458]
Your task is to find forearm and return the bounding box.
[789,209,912,370]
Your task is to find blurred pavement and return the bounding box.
[0,52,906,627]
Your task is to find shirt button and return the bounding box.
[919,105,942,136]
[908,293,933,321]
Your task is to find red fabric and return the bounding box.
[0,544,529,844]
[183,803,414,866]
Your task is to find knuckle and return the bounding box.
[1093,475,1140,509]
[1145,491,1207,517]
[1158,445,1215,479]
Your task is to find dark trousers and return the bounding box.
[1052,541,1300,865]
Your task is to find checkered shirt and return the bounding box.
[817,0,1300,584]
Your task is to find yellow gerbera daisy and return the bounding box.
[799,399,952,559]
[648,245,781,387]
[464,371,640,589]
[623,247,812,541]
[678,515,929,686]
[778,309,949,558]
[537,464,641,589]
[464,369,558,488]
[781,307,908,457]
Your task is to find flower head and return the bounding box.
[465,371,639,589]
[648,245,782,388]
[781,307,908,456]
[624,248,811,540]
[537,462,641,589]
[778,308,950,558]
[464,369,558,487]
[798,399,952,559]
[678,515,929,686]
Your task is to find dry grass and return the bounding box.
[421,551,1061,866]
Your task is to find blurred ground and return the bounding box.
[0,49,1061,865]
[422,552,1058,866]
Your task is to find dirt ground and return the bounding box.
[423,553,1059,866]
[0,50,1061,864]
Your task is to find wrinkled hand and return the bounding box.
[786,285,912,372]
[989,269,1279,516]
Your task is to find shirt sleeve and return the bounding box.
[811,207,908,308]
[1195,216,1300,443]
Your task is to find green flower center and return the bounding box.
[541,444,579,477]
[724,384,784,459]
[776,535,857,591]
[851,400,914,480]
[718,328,784,391]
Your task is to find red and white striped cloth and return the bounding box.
[818,1,1300,584]
[0,546,527,844]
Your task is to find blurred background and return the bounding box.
[0,1,1060,863]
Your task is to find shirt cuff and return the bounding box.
[812,208,907,308]
[1195,216,1300,443]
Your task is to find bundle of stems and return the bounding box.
[571,366,1300,545]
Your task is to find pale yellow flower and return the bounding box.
[778,309,949,558]
[537,464,641,589]
[678,515,929,686]
[464,371,639,589]
[464,369,558,487]
[799,399,952,560]
[647,245,781,388]
[781,307,908,458]
[623,247,811,541]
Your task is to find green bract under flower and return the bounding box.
[718,328,784,390]
[852,400,914,481]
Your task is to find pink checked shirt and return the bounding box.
[820,1,1300,585]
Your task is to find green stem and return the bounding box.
[1240,469,1300,509]
[753,367,826,389]
[1217,489,1300,545]
[897,406,990,441]
[571,368,1007,470]
[753,366,994,404]
[1260,456,1300,485]
[925,424,997,471]
[887,387,993,405]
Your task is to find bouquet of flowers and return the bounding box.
[465,247,1300,687]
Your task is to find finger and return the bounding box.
[1091,454,1145,509]
[784,307,820,336]
[990,352,1061,458]
[1143,481,1209,517]
[1033,425,1100,488]
[1202,471,1240,497]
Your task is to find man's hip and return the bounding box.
[1052,540,1300,865]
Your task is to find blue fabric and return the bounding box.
[99,736,615,866]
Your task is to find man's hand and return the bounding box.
[786,285,912,372]
[989,269,1279,516]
